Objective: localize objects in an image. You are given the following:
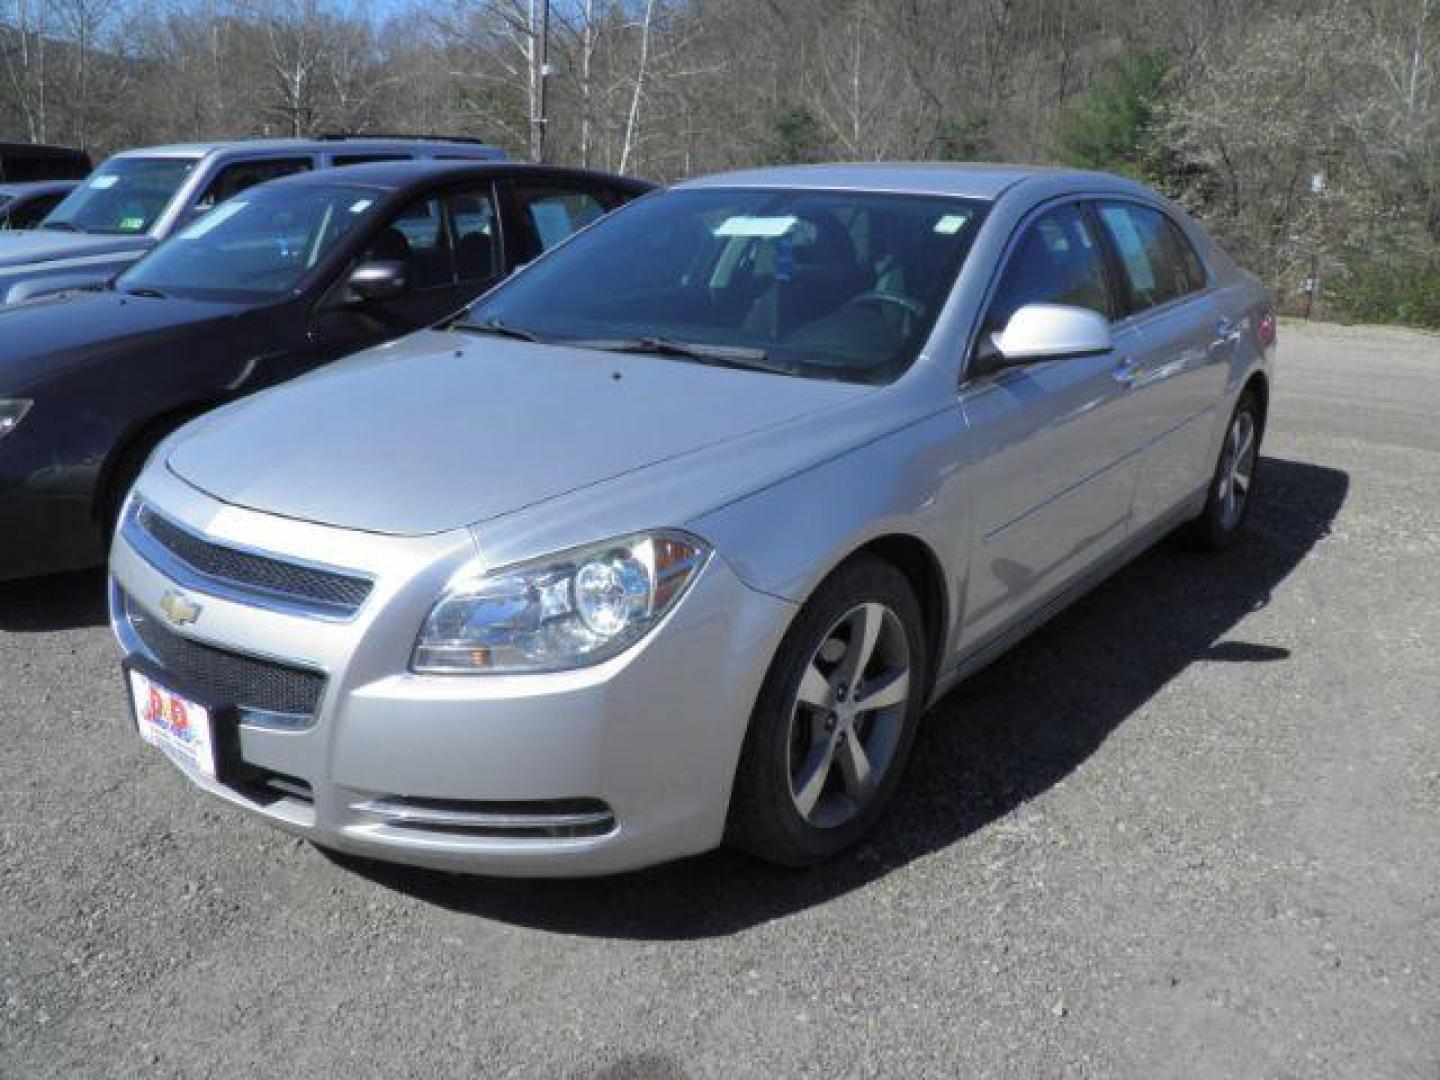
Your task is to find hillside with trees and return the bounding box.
[3,0,1437,324]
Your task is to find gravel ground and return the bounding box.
[2,321,1437,1079]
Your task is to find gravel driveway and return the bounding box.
[2,321,1437,1079]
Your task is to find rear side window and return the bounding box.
[511,186,610,254]
[1095,202,1204,314]
[985,203,1111,333]
[332,154,409,166]
[1168,219,1209,293]
[195,157,312,213]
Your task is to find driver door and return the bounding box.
[303,184,506,367]
[956,201,1146,652]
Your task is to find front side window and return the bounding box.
[464,188,986,383]
[363,197,452,290]
[194,157,312,214]
[985,203,1111,335]
[117,183,382,300]
[41,157,197,235]
[1095,202,1201,314]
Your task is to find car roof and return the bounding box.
[0,142,88,158]
[248,159,655,194]
[673,162,1151,202]
[108,137,506,161]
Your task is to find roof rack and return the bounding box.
[312,131,496,146]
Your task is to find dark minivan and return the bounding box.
[0,142,91,183]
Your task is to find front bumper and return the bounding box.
[109,466,794,876]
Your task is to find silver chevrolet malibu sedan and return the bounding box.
[110,164,1274,875]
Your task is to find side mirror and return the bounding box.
[979,303,1113,374]
[346,260,413,303]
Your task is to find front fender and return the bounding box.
[688,406,971,656]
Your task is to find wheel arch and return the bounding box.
[1241,369,1270,439]
[848,534,949,691]
[93,402,216,526]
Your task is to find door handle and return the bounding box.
[1212,317,1239,349]
[1112,356,1142,386]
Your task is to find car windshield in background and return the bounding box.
[41,157,196,235]
[117,184,382,301]
[463,188,986,383]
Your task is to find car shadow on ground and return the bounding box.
[0,567,108,632]
[337,454,1349,938]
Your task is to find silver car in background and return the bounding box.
[109,164,1274,875]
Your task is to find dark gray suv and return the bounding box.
[0,136,505,304]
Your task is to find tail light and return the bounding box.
[1257,310,1276,347]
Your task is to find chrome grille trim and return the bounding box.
[124,501,374,621]
[122,589,325,726]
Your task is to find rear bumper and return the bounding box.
[109,467,793,876]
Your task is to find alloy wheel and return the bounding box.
[785,601,912,830]
[1216,409,1257,531]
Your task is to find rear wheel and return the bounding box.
[1188,390,1262,550]
[727,556,928,867]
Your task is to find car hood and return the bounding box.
[0,291,236,390]
[0,229,151,268]
[166,330,876,536]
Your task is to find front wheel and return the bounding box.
[726,556,928,867]
[1187,390,1262,551]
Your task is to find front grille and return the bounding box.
[134,503,372,617]
[125,592,325,720]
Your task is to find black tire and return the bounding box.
[726,555,929,867]
[1186,389,1263,551]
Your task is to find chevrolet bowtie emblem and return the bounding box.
[158,589,203,627]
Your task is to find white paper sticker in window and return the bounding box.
[89,175,119,190]
[713,215,798,239]
[178,200,248,239]
[934,214,970,235]
[349,199,373,214]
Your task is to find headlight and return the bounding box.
[412,531,710,675]
[0,399,32,441]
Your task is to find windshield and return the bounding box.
[117,183,382,301]
[465,188,985,382]
[41,157,196,235]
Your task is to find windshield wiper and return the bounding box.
[452,317,545,343]
[121,285,167,300]
[41,220,82,233]
[576,337,799,376]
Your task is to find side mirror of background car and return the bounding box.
[346,260,413,303]
[975,303,1114,375]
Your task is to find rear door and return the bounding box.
[1092,200,1231,527]
[957,200,1149,650]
